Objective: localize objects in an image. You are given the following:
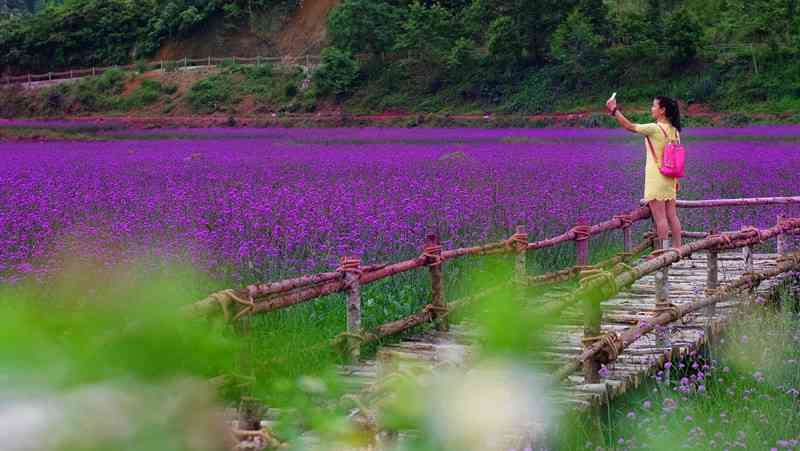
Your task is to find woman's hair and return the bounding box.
[655,96,682,131]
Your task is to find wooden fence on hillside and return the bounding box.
[190,196,800,379]
[0,55,322,86]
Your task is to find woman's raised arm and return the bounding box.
[606,96,637,132]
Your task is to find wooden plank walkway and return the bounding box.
[336,251,787,448]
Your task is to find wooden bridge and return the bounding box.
[190,196,800,449]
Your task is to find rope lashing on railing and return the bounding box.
[506,231,529,250]
[653,302,687,324]
[578,268,618,299]
[209,289,257,322]
[420,244,444,266]
[613,213,634,229]
[581,331,621,362]
[423,303,450,318]
[572,225,592,241]
[337,256,363,287]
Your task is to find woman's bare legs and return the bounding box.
[648,200,669,244]
[665,199,682,248]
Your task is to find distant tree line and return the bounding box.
[317,0,800,110]
[0,0,297,73]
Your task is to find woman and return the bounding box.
[606,95,683,249]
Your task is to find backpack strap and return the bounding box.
[645,135,660,168]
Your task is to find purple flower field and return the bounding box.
[1,126,799,284]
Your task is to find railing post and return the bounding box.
[208,56,211,67]
[184,56,188,68]
[777,214,787,255]
[575,219,590,267]
[582,292,602,383]
[160,60,164,72]
[705,244,718,327]
[424,234,447,332]
[654,238,670,346]
[48,72,52,81]
[623,225,632,253]
[513,225,528,285]
[340,256,362,362]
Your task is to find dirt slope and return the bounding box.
[157,0,339,60]
[276,0,340,56]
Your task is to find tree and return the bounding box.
[313,47,360,97]
[550,9,604,88]
[327,0,403,57]
[394,1,456,64]
[486,16,524,66]
[663,7,702,68]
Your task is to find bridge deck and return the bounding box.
[336,252,786,447]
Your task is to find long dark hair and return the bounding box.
[655,96,682,131]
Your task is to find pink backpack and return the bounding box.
[646,124,685,178]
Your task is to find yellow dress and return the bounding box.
[633,122,679,201]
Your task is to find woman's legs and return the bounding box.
[665,199,683,248]
[648,200,669,243]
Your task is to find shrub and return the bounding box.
[503,71,556,114]
[186,75,237,113]
[313,47,360,97]
[722,112,752,127]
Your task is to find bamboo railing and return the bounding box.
[0,55,322,86]
[189,196,800,363]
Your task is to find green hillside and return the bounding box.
[1,0,799,120]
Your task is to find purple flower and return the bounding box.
[643,400,652,409]
[664,362,672,369]
[598,364,609,378]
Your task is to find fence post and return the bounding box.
[424,234,448,332]
[654,238,670,346]
[582,289,603,383]
[184,56,188,68]
[705,243,718,328]
[777,214,787,255]
[513,225,528,285]
[28,73,31,83]
[48,72,52,81]
[623,224,632,254]
[256,55,260,67]
[575,219,590,268]
[92,67,95,76]
[340,256,362,362]
[208,56,211,67]
[160,60,164,72]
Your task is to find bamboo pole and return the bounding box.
[553,251,800,382]
[674,196,800,208]
[705,247,718,319]
[653,238,670,346]
[575,219,590,268]
[341,256,362,362]
[513,225,528,285]
[777,214,787,254]
[581,281,602,383]
[424,234,447,332]
[623,226,632,253]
